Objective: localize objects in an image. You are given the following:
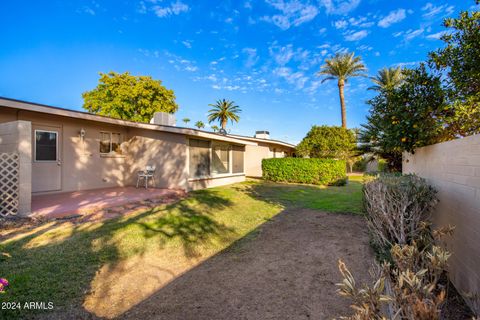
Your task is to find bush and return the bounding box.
[337,225,454,320]
[262,158,346,186]
[377,159,387,172]
[363,174,438,249]
[337,174,454,320]
[352,158,367,172]
[296,126,356,159]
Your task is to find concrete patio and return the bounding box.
[31,187,185,219]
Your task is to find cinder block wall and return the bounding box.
[0,120,32,216]
[403,134,480,313]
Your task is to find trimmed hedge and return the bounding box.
[262,158,347,185]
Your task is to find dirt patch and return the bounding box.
[117,209,374,320]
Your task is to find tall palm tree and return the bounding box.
[368,67,404,91]
[318,52,367,128]
[207,99,241,130]
[194,120,205,129]
[182,118,190,126]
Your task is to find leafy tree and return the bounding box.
[317,52,367,128]
[207,99,241,130]
[359,65,448,171]
[211,125,219,132]
[296,126,356,161]
[182,118,191,126]
[194,121,205,129]
[82,71,178,122]
[429,5,480,137]
[368,67,404,91]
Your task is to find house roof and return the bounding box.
[228,134,295,148]
[0,97,262,146]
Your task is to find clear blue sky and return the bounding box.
[0,0,475,144]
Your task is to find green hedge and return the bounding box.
[262,158,347,185]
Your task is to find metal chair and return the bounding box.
[136,165,156,189]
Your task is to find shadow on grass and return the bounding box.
[237,178,365,215]
[0,189,236,319]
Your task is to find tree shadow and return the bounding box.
[0,189,235,319]
[235,179,365,214]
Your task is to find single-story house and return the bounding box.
[0,97,295,217]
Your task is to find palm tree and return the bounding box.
[368,67,404,91]
[182,118,190,126]
[211,125,219,132]
[194,121,205,129]
[207,99,241,130]
[317,52,367,128]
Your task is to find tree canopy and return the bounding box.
[195,121,205,129]
[207,99,241,130]
[360,4,480,170]
[368,67,404,92]
[82,71,178,123]
[359,65,448,171]
[317,52,367,128]
[429,6,480,136]
[296,126,356,160]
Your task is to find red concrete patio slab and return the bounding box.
[31,187,183,219]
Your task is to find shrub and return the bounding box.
[337,225,454,320]
[377,159,387,172]
[352,158,367,172]
[262,158,346,186]
[363,174,438,249]
[296,126,356,159]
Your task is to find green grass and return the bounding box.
[244,175,365,214]
[0,177,364,318]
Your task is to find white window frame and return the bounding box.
[34,129,58,162]
[99,131,122,154]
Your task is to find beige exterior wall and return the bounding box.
[403,134,480,313]
[126,128,189,190]
[0,108,258,197]
[245,142,294,177]
[0,120,32,216]
[0,105,294,201]
[14,111,129,194]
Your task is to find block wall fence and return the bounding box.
[403,134,480,313]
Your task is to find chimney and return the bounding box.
[254,130,270,139]
[150,112,176,126]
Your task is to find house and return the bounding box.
[0,97,295,217]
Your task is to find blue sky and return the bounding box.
[0,0,475,143]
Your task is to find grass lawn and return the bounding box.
[246,175,364,214]
[0,177,364,319]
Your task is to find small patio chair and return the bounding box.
[136,165,156,189]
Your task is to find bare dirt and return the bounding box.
[118,209,374,320]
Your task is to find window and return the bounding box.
[189,139,245,178]
[189,139,210,178]
[212,144,229,174]
[100,132,122,154]
[35,130,58,161]
[232,145,244,173]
